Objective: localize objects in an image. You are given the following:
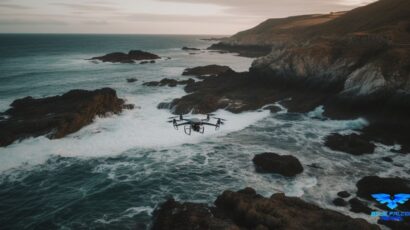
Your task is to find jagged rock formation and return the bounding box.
[0,88,133,147]
[152,188,380,230]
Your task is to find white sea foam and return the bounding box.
[0,86,269,172]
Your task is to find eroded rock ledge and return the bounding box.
[152,187,379,230]
[0,88,133,147]
[90,50,160,63]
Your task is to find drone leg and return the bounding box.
[200,126,204,134]
[184,125,191,135]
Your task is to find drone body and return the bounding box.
[167,114,225,135]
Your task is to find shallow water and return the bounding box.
[0,34,408,229]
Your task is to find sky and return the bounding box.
[0,0,376,35]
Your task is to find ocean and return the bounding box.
[0,34,407,229]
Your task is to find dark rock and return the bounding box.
[252,152,303,177]
[349,198,372,214]
[324,133,375,155]
[157,102,172,110]
[333,198,348,207]
[0,88,132,147]
[356,176,410,210]
[152,198,239,230]
[381,156,393,162]
[152,188,379,230]
[144,78,194,87]
[182,47,200,51]
[182,65,235,78]
[337,191,351,198]
[90,50,160,63]
[127,78,138,83]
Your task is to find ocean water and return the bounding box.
[0,34,408,229]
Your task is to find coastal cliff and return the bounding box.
[213,0,410,104]
[204,0,410,153]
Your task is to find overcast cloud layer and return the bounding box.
[0,0,375,34]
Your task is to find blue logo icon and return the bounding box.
[371,193,410,210]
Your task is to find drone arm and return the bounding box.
[201,122,218,127]
[176,122,190,127]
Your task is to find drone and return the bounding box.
[167,114,226,135]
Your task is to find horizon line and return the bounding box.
[0,32,231,36]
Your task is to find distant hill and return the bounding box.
[222,0,410,45]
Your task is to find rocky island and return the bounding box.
[90,50,160,63]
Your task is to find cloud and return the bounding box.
[0,3,31,10]
[157,0,377,17]
[0,18,67,26]
[51,2,117,12]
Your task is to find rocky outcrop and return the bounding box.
[182,65,235,78]
[152,188,380,230]
[90,50,160,63]
[252,152,303,177]
[182,47,200,51]
[143,78,195,87]
[0,88,133,147]
[324,133,376,155]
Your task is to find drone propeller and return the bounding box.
[216,118,226,126]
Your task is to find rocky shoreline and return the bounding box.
[152,187,380,230]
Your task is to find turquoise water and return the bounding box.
[0,35,408,229]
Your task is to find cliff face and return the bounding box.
[218,0,410,100]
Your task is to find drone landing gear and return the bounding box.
[199,126,204,134]
[184,125,191,135]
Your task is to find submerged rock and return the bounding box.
[333,198,348,207]
[337,191,351,198]
[126,78,138,83]
[153,188,380,230]
[0,88,132,147]
[90,50,160,63]
[252,152,303,177]
[349,198,372,214]
[324,133,375,155]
